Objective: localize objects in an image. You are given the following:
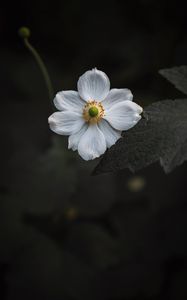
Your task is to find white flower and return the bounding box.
[48,68,143,161]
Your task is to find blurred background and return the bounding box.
[1,0,187,299]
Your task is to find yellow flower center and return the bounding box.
[83,101,105,124]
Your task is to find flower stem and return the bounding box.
[19,27,54,101]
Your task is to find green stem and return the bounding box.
[23,37,54,101]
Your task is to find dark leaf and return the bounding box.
[159,66,187,95]
[94,99,187,174]
[23,211,119,270]
[66,223,119,269]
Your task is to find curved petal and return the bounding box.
[48,111,85,136]
[68,123,88,151]
[104,100,143,131]
[54,90,85,113]
[98,119,121,148]
[77,68,110,101]
[102,88,133,110]
[78,124,106,160]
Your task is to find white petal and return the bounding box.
[68,123,88,151]
[54,90,85,112]
[78,124,106,160]
[77,68,110,101]
[48,111,85,136]
[98,119,121,148]
[102,88,133,110]
[104,101,143,131]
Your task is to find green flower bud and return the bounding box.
[18,27,31,39]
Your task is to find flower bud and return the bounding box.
[18,27,31,39]
[65,207,78,221]
[127,176,146,192]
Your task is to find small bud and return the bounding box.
[18,27,31,39]
[65,207,78,221]
[127,176,146,192]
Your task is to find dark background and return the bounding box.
[1,0,187,299]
